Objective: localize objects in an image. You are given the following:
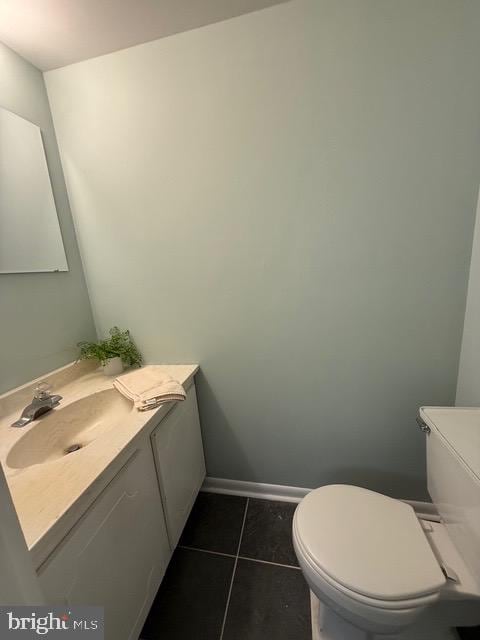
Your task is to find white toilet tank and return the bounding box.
[420,407,480,589]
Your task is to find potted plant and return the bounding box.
[77,326,143,375]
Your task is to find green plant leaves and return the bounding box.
[77,326,142,367]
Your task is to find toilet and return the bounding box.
[293,406,480,640]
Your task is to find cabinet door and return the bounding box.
[152,383,206,547]
[38,446,171,640]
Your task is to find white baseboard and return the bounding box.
[201,477,439,518]
[202,477,310,503]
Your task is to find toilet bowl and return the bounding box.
[293,484,480,640]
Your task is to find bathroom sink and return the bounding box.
[7,389,132,469]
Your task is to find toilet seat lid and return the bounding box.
[295,485,445,602]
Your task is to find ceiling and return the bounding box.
[0,0,288,71]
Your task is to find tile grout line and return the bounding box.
[179,545,299,569]
[179,544,300,570]
[219,497,249,640]
[237,555,301,570]
[177,545,236,559]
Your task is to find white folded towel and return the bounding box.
[113,366,186,411]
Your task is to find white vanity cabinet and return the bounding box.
[37,445,171,640]
[151,382,206,547]
[36,374,205,640]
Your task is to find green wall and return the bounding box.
[46,0,480,498]
[0,43,95,393]
[457,191,480,405]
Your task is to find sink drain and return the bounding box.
[64,443,82,455]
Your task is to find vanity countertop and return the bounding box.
[0,361,198,567]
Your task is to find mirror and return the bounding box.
[0,106,68,273]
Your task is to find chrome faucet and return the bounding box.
[11,382,62,428]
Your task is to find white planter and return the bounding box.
[102,357,124,376]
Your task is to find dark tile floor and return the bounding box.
[458,627,480,639]
[141,491,480,640]
[141,492,311,640]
